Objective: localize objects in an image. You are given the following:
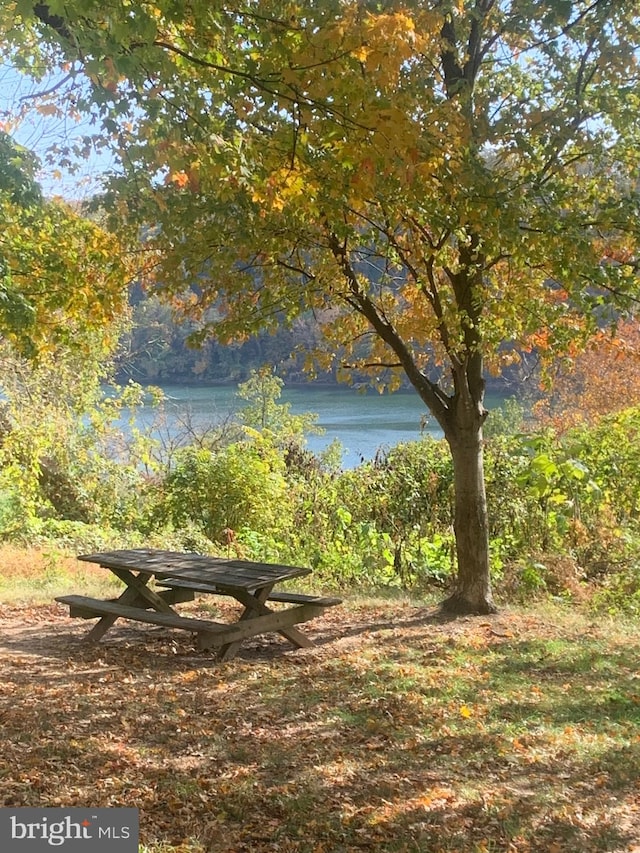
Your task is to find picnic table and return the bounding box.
[55,549,341,661]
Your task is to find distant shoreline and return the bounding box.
[117,374,515,395]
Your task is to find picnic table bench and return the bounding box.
[55,549,341,661]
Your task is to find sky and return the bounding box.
[0,62,113,200]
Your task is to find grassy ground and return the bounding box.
[0,545,122,602]
[0,548,639,852]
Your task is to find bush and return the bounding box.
[591,562,640,617]
[162,435,293,546]
[565,407,640,522]
[280,437,456,591]
[499,554,587,603]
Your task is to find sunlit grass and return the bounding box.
[0,545,122,602]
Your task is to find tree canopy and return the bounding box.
[0,130,130,358]
[4,0,640,611]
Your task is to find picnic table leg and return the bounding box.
[218,587,272,661]
[217,587,315,661]
[82,570,172,643]
[233,588,315,651]
[84,613,120,643]
[84,601,136,643]
[277,625,315,649]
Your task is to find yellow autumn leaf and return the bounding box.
[352,45,370,62]
[168,171,189,188]
[460,704,473,718]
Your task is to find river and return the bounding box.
[133,384,508,468]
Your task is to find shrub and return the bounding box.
[591,562,640,617]
[281,437,456,591]
[162,435,293,546]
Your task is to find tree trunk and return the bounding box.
[441,424,497,615]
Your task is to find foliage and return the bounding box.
[0,128,136,535]
[329,439,456,588]
[481,407,640,610]
[483,396,528,439]
[236,366,322,447]
[2,361,640,613]
[533,320,640,432]
[283,479,400,590]
[564,407,640,522]
[0,345,166,536]
[484,429,604,573]
[591,563,640,618]
[161,436,293,548]
[0,131,130,358]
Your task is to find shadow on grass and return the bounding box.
[479,638,640,730]
[1,608,639,851]
[0,601,451,668]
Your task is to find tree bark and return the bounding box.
[441,421,497,615]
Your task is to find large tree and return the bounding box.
[6,1,640,612]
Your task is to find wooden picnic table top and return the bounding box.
[77,548,312,593]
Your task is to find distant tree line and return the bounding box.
[117,292,333,385]
[119,293,525,391]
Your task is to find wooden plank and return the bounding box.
[267,592,342,607]
[108,567,175,614]
[156,565,311,592]
[83,573,157,643]
[224,587,314,655]
[77,549,227,571]
[157,587,195,605]
[154,583,328,657]
[218,584,274,661]
[156,578,221,595]
[158,578,341,607]
[197,603,327,651]
[68,587,194,618]
[55,595,226,634]
[77,549,312,590]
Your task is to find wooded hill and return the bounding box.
[119,293,328,385]
[119,293,523,390]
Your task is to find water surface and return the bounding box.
[132,384,507,468]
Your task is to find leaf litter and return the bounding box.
[0,599,639,852]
